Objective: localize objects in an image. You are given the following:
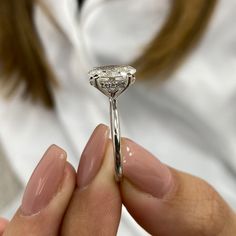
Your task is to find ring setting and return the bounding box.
[89,65,136,98]
[89,65,136,181]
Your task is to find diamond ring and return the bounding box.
[89,65,136,181]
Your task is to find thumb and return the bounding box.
[121,139,236,236]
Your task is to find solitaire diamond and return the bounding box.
[89,65,136,98]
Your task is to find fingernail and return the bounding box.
[122,139,173,198]
[21,145,67,216]
[77,124,109,189]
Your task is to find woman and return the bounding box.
[0,0,236,235]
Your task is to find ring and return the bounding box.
[88,65,136,181]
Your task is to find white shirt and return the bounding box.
[0,0,236,235]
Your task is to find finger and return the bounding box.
[61,124,122,236]
[0,218,8,235]
[3,145,76,236]
[121,138,236,236]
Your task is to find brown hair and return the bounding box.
[0,0,218,108]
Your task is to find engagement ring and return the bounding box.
[89,65,136,181]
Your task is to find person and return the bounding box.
[0,0,236,235]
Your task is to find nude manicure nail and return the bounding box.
[77,124,109,189]
[122,139,173,198]
[21,145,67,216]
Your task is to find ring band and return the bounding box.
[110,98,122,180]
[89,65,136,181]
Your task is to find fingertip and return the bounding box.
[122,138,174,199]
[77,124,110,189]
[3,151,76,236]
[96,123,110,133]
[48,144,67,160]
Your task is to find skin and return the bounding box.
[1,132,236,236]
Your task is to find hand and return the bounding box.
[1,125,121,235]
[1,124,236,235]
[120,138,236,236]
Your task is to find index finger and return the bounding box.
[61,125,122,236]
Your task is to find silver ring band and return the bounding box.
[110,98,122,181]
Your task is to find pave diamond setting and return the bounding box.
[89,65,136,98]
